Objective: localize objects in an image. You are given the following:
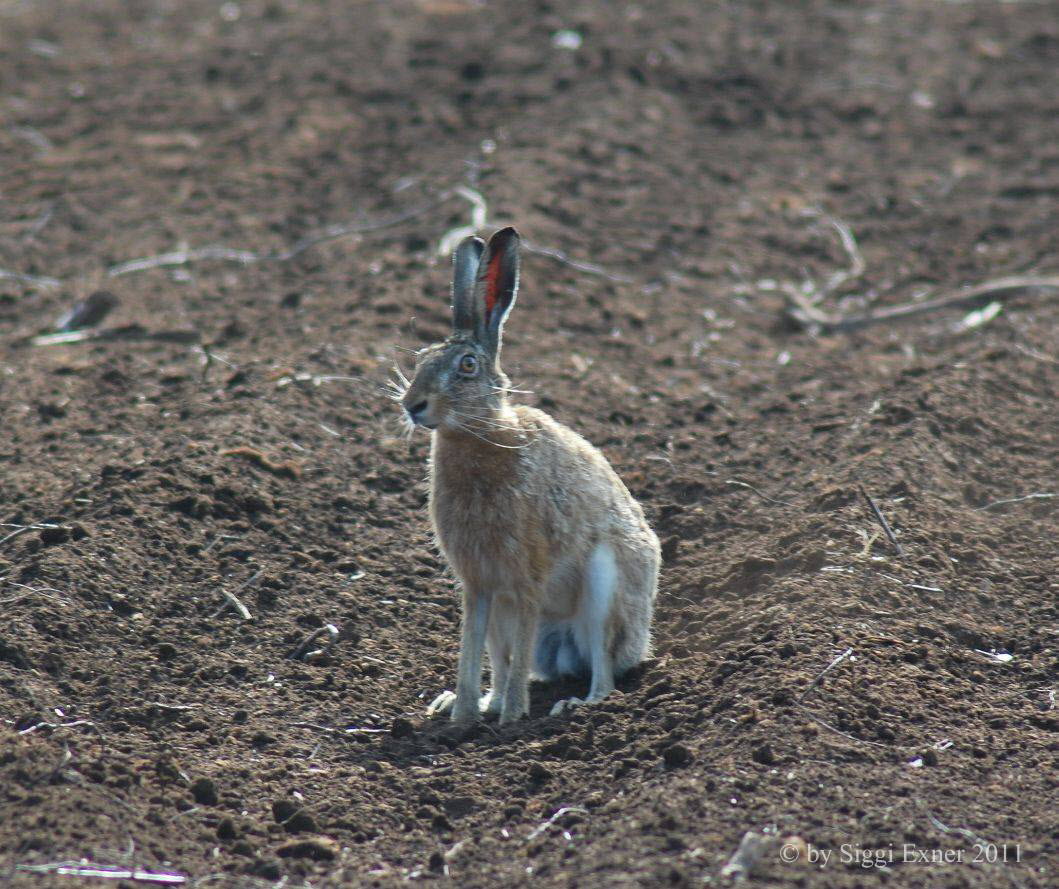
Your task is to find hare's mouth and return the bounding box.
[404,397,439,429]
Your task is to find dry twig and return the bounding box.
[1015,343,1059,365]
[801,709,889,748]
[0,522,67,547]
[5,191,460,294]
[798,647,853,704]
[290,721,387,735]
[724,479,791,506]
[32,326,200,347]
[786,274,1059,333]
[212,570,262,620]
[17,718,109,767]
[288,623,340,661]
[220,446,302,479]
[857,484,904,556]
[766,211,866,321]
[437,186,488,256]
[217,590,252,621]
[974,492,1054,511]
[816,214,866,298]
[14,861,186,884]
[0,267,62,290]
[526,806,588,842]
[523,241,633,284]
[796,648,890,747]
[109,195,457,278]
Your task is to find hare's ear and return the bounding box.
[452,236,485,334]
[473,227,520,358]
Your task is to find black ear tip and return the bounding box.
[491,226,520,247]
[455,235,485,255]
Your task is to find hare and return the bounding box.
[400,227,659,725]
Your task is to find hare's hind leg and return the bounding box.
[499,598,539,724]
[550,542,617,716]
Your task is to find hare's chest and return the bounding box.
[429,476,524,588]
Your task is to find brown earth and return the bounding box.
[1,1,1058,887]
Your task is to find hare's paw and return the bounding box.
[499,698,530,725]
[426,690,457,718]
[549,696,586,717]
[480,689,503,716]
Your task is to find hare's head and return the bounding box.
[401,228,520,431]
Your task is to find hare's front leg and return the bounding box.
[481,605,513,716]
[451,588,492,722]
[499,599,539,725]
[428,588,490,722]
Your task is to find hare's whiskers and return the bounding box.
[391,356,411,388]
[451,410,524,433]
[450,419,533,450]
[451,407,514,423]
[384,377,407,402]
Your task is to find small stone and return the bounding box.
[390,717,414,739]
[155,642,178,661]
[751,743,776,765]
[252,860,282,880]
[272,799,316,833]
[39,525,70,545]
[428,851,446,872]
[528,762,552,783]
[275,837,337,860]
[271,800,298,823]
[190,777,219,806]
[644,678,672,699]
[442,796,475,818]
[663,743,693,768]
[922,749,939,766]
[771,688,794,705]
[216,817,237,840]
[284,810,318,834]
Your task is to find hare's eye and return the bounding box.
[458,354,478,374]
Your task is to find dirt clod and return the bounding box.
[190,777,219,806]
[751,743,776,766]
[275,837,338,860]
[662,744,693,768]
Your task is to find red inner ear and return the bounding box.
[483,251,502,323]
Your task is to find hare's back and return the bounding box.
[515,405,648,532]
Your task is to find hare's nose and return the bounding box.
[407,399,429,420]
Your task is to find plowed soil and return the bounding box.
[1,2,1057,887]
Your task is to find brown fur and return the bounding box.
[400,229,659,724]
